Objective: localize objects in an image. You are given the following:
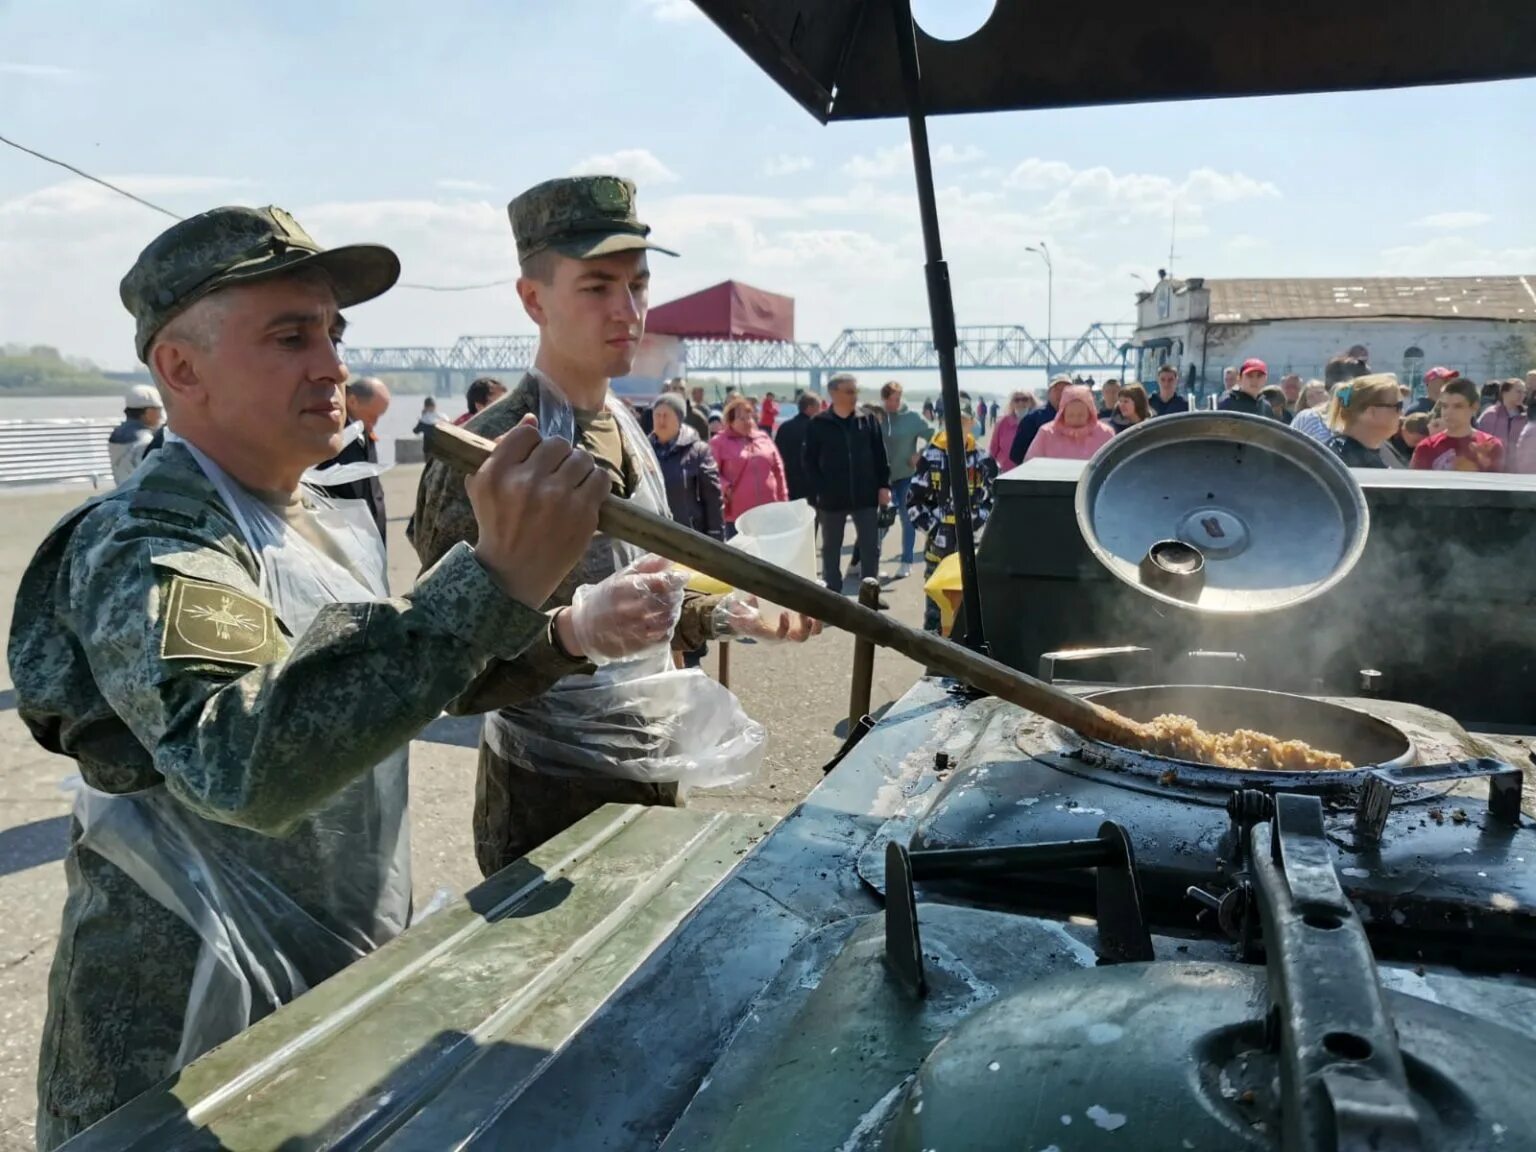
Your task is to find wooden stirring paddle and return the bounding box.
[424,420,1151,750]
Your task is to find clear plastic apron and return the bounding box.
[69,433,411,1071]
[482,375,765,789]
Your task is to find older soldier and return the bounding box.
[8,205,653,1148]
[411,175,817,877]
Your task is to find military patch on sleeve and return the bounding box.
[160,576,278,666]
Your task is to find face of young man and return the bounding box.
[520,249,651,383]
[1440,392,1475,436]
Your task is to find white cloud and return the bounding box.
[1412,211,1493,230]
[636,0,704,21]
[0,62,78,79]
[1377,234,1536,276]
[569,148,679,186]
[840,141,983,179]
[1005,158,1074,191]
[841,144,910,180]
[434,178,494,192]
[1224,234,1270,254]
[762,153,814,177]
[934,143,985,166]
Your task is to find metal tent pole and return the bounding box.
[888,0,986,651]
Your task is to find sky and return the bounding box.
[2,0,1534,372]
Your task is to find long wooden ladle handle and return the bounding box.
[425,421,1147,748]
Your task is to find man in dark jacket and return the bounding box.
[1218,358,1269,416]
[803,373,890,592]
[315,376,390,542]
[775,391,821,502]
[1009,374,1070,465]
[1147,364,1188,417]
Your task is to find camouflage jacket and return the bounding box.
[10,442,551,1147]
[410,372,722,715]
[410,372,726,876]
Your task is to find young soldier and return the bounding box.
[410,176,817,876]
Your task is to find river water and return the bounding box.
[0,394,462,468]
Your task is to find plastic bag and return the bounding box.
[483,669,765,788]
[302,420,393,488]
[74,433,413,1073]
[483,373,767,788]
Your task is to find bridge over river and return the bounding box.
[344,322,1137,394]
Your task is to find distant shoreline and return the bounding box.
[0,385,123,398]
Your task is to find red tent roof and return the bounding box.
[646,280,794,342]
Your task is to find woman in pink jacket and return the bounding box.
[711,396,789,535]
[1024,384,1115,461]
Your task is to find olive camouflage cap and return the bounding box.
[121,205,401,362]
[508,175,678,264]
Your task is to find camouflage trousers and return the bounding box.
[473,743,681,878]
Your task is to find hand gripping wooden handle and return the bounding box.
[424,421,1147,748]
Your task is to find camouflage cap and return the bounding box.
[121,206,401,362]
[508,176,678,264]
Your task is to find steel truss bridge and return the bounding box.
[344,323,1136,392]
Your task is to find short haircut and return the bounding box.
[465,376,503,412]
[797,392,822,414]
[519,249,560,284]
[880,380,903,400]
[1324,355,1370,387]
[1157,363,1177,376]
[828,372,857,390]
[1403,411,1431,435]
[346,377,380,401]
[651,392,686,422]
[1442,377,1479,407]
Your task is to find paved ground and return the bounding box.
[0,464,925,1150]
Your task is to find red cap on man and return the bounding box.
[1239,358,1268,377]
[1423,366,1459,385]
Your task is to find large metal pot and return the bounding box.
[1071,684,1417,787]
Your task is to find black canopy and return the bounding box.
[692,0,1536,122]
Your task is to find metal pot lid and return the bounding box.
[1075,412,1369,613]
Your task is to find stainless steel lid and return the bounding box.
[1075,411,1369,613]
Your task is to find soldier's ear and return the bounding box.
[517,276,546,327]
[148,338,203,405]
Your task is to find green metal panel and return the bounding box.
[62,804,766,1151]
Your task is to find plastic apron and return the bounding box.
[303,419,393,487]
[482,376,765,789]
[68,433,412,1072]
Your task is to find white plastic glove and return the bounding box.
[710,590,823,644]
[566,554,689,666]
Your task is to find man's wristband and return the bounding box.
[549,607,583,660]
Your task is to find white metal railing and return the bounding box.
[0,419,117,487]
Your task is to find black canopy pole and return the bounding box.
[888,0,985,651]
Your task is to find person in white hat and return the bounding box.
[108,382,165,485]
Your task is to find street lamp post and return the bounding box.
[1026,242,1053,374]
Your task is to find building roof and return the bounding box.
[646,280,795,342]
[1185,276,1536,324]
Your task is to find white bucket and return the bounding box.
[727,498,817,629]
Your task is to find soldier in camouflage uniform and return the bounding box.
[411,176,817,877]
[7,205,622,1149]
